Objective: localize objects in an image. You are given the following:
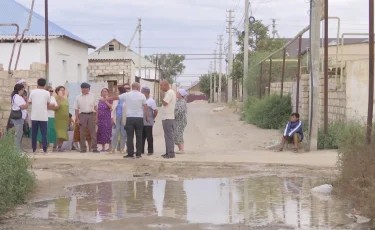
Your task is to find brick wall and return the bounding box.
[0,62,46,127]
[88,60,133,83]
[270,73,346,127]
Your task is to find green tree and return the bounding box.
[145,54,186,83]
[198,73,227,99]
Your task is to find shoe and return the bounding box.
[119,150,124,154]
[162,153,167,157]
[176,150,185,154]
[136,155,142,159]
[147,152,154,156]
[123,155,134,159]
[163,154,175,159]
[80,150,87,153]
[92,149,100,153]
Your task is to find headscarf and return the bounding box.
[16,79,26,84]
[178,88,188,98]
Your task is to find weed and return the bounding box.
[243,94,292,129]
[0,132,35,215]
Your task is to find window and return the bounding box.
[62,60,67,77]
[109,45,114,51]
[77,64,82,81]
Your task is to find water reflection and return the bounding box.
[25,177,351,228]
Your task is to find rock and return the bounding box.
[311,184,333,194]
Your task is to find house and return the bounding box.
[187,81,203,95]
[88,39,161,95]
[89,39,160,78]
[0,0,95,86]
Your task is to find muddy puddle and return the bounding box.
[22,176,352,228]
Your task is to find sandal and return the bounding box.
[292,148,298,153]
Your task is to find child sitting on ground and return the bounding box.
[278,113,304,153]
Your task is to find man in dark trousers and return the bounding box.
[103,82,149,159]
[141,87,158,155]
[29,78,50,153]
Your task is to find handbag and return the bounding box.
[10,110,22,120]
[10,95,22,120]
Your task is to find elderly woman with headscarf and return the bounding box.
[174,88,188,154]
[97,88,113,152]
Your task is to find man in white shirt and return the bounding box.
[29,78,51,153]
[160,80,176,159]
[141,87,158,155]
[73,82,99,153]
[103,82,149,158]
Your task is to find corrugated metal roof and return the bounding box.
[0,0,95,49]
[89,50,156,68]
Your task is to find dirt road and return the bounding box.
[1,102,344,230]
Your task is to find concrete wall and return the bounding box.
[325,43,370,65]
[49,38,90,86]
[88,60,135,83]
[0,37,91,87]
[0,42,43,70]
[345,58,375,122]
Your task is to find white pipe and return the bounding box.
[328,17,340,81]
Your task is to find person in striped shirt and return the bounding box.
[278,113,303,153]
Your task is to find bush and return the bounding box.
[243,94,292,129]
[333,123,375,219]
[0,132,35,215]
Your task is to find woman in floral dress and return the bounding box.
[174,89,188,154]
[97,88,113,151]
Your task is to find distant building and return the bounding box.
[0,0,95,86]
[88,39,161,95]
[285,38,366,57]
[186,81,206,103]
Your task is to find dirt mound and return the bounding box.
[189,100,207,104]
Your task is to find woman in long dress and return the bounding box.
[97,88,113,151]
[174,89,188,154]
[53,86,69,152]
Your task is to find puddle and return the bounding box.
[23,176,352,228]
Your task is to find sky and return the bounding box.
[16,0,371,86]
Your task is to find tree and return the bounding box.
[145,54,186,83]
[199,73,227,99]
[231,20,286,81]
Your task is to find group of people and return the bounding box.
[10,78,71,153]
[9,78,188,159]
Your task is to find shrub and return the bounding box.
[0,132,35,215]
[334,123,375,219]
[243,94,292,129]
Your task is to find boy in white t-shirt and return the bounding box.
[29,78,51,153]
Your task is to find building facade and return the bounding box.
[0,0,95,87]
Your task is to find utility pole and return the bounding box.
[272,19,276,39]
[227,10,234,103]
[209,61,213,103]
[44,0,49,84]
[308,0,322,151]
[243,0,249,102]
[367,0,374,144]
[218,35,223,103]
[138,18,142,81]
[214,50,217,102]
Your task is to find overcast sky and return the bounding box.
[17,0,370,86]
